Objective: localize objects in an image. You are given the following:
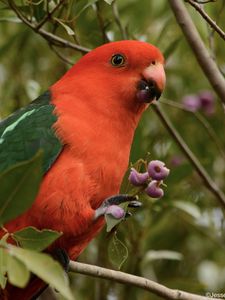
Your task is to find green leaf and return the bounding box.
[13,227,62,251]
[105,202,128,232]
[8,245,73,300]
[0,248,7,289]
[0,151,43,226]
[172,201,201,219]
[0,17,21,23]
[105,214,121,233]
[54,18,75,36]
[33,2,45,22]
[108,233,128,270]
[74,0,98,19]
[104,0,114,4]
[144,250,183,262]
[7,255,30,288]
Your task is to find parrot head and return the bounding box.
[53,40,165,120]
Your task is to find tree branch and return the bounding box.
[69,261,221,300]
[152,103,225,209]
[168,0,225,104]
[37,29,90,53]
[8,0,90,54]
[186,0,225,41]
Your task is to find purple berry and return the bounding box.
[148,160,170,180]
[182,95,201,112]
[128,168,149,186]
[146,180,164,198]
[105,205,125,219]
[199,90,215,115]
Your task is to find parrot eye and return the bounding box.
[111,54,126,67]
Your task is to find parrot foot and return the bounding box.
[94,194,142,220]
[53,248,70,273]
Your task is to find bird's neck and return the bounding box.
[51,82,145,155]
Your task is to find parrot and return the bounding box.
[0,40,166,299]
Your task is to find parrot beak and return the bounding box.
[137,62,166,103]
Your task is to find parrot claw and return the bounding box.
[94,194,140,220]
[103,194,138,206]
[53,248,70,273]
[125,211,132,218]
[128,200,142,208]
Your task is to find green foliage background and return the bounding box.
[0,0,225,299]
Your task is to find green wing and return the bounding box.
[0,91,63,174]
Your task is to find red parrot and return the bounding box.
[0,40,165,299]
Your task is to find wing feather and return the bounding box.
[0,91,63,173]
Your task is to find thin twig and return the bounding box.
[194,0,217,4]
[161,98,225,160]
[168,0,225,104]
[8,0,90,54]
[69,261,221,300]
[186,0,225,41]
[194,111,225,160]
[36,0,65,30]
[112,0,128,40]
[205,0,225,62]
[207,22,216,61]
[152,103,225,209]
[49,44,75,65]
[95,2,110,43]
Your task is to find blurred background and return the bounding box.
[0,0,225,299]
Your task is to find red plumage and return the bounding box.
[1,40,165,299]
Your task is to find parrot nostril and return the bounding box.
[148,80,156,89]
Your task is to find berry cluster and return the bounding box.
[182,90,215,115]
[129,160,170,198]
